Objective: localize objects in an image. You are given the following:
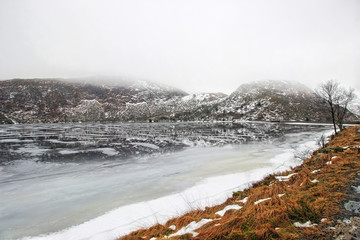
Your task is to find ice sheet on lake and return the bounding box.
[0,122,332,163]
[0,122,333,240]
[20,148,306,240]
[130,142,160,149]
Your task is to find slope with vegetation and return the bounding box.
[120,126,360,240]
[215,80,331,122]
[0,78,358,124]
[0,78,187,123]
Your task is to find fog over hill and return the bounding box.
[0,78,358,124]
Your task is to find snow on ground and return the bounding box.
[254,197,271,205]
[215,205,242,217]
[169,219,212,237]
[294,221,318,228]
[275,173,297,181]
[236,197,248,204]
[22,167,286,240]
[168,225,176,231]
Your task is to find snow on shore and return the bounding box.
[23,130,333,240]
[23,155,300,240]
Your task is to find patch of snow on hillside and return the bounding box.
[169,219,212,237]
[294,221,317,228]
[215,205,242,216]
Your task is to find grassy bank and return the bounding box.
[119,126,360,240]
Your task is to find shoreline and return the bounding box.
[120,126,360,239]
[17,129,330,240]
[21,154,296,240]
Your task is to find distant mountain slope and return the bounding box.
[172,80,357,122]
[0,78,227,123]
[0,78,187,123]
[217,80,331,122]
[0,78,358,123]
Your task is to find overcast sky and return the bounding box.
[0,0,359,94]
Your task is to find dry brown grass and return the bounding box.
[118,126,360,240]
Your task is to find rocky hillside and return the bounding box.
[0,78,186,123]
[171,80,338,122]
[0,78,358,123]
[0,78,226,123]
[217,80,331,122]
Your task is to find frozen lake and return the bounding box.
[0,122,332,239]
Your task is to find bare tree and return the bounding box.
[335,87,355,131]
[316,80,355,134]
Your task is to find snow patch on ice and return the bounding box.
[15,147,50,156]
[93,148,118,156]
[0,139,22,143]
[59,150,81,155]
[131,142,160,150]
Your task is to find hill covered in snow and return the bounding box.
[0,78,358,123]
[216,80,332,122]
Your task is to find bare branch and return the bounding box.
[316,80,355,133]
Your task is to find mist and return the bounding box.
[0,0,359,94]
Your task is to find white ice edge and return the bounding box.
[22,166,282,240]
[22,130,332,240]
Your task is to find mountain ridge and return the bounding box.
[0,78,358,124]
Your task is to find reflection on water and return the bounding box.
[1,121,329,163]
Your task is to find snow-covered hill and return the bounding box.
[215,80,331,122]
[0,78,358,123]
[0,78,227,123]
